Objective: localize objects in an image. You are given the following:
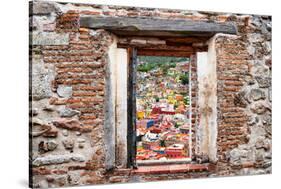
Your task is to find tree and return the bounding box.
[179,74,189,85]
[160,139,166,147]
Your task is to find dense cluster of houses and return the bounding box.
[136,61,190,161]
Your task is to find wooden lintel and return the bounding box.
[164,37,209,45]
[118,43,195,52]
[80,17,237,37]
[137,49,193,57]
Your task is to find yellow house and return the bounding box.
[137,111,145,119]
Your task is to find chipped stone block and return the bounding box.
[268,86,272,102]
[229,148,251,165]
[247,79,256,85]
[47,140,58,151]
[53,119,82,131]
[37,180,49,188]
[76,132,81,136]
[30,108,39,116]
[262,161,272,169]
[62,138,75,150]
[43,104,56,112]
[77,138,86,143]
[43,23,56,32]
[265,152,272,159]
[255,149,265,161]
[32,117,48,126]
[62,129,69,136]
[57,85,72,98]
[250,102,269,114]
[31,1,62,15]
[42,126,58,137]
[255,76,271,88]
[32,154,85,166]
[32,118,54,137]
[31,15,57,32]
[249,126,266,144]
[261,113,272,127]
[248,89,266,101]
[48,175,68,187]
[248,33,264,43]
[59,107,81,117]
[247,116,259,126]
[38,141,48,154]
[70,154,86,162]
[31,32,69,46]
[78,143,85,148]
[255,138,265,149]
[229,148,241,163]
[77,138,86,148]
[264,41,272,54]
[68,172,81,185]
[32,64,54,100]
[38,140,58,153]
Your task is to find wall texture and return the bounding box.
[29,1,272,188]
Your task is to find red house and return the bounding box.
[165,144,185,158]
[151,107,162,115]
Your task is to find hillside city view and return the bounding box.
[136,56,191,161]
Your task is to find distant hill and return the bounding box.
[138,56,189,64]
[137,56,189,72]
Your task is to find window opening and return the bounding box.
[135,56,191,164]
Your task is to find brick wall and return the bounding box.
[30,1,271,188]
[216,35,250,174]
[215,18,272,175]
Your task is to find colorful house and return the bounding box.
[137,111,145,119]
[165,144,185,158]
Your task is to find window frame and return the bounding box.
[127,47,195,168]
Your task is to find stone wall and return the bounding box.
[29,1,271,188]
[189,54,199,158]
[215,16,272,176]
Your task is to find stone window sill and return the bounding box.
[136,158,192,166]
[132,163,209,174]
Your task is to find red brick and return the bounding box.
[80,10,101,15]
[79,115,97,120]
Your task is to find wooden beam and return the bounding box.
[164,37,209,45]
[118,43,195,52]
[127,47,137,168]
[80,17,237,37]
[137,49,193,57]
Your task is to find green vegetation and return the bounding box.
[139,56,189,64]
[174,122,180,128]
[137,61,177,73]
[155,96,160,102]
[183,96,190,105]
[179,74,189,85]
[137,63,156,72]
[160,140,166,147]
[137,56,188,73]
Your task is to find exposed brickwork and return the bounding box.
[56,11,80,32]
[214,15,272,175]
[216,36,250,164]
